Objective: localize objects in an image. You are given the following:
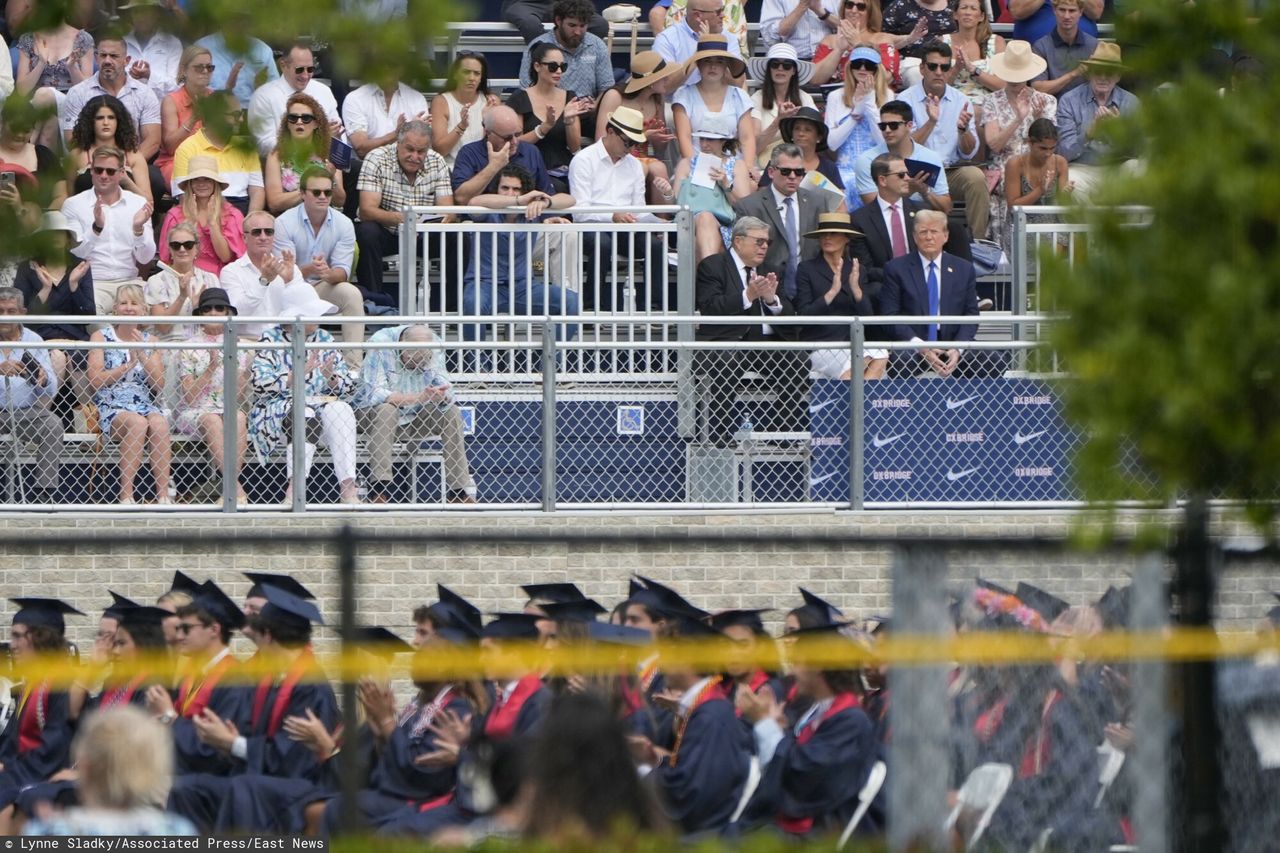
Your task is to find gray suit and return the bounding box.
[732,186,841,298]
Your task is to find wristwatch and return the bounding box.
[819,9,831,19]
[158,711,177,724]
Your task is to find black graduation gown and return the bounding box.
[652,694,753,835]
[0,683,74,809]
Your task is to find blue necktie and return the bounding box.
[783,196,799,300]
[926,261,939,342]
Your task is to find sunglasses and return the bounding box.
[742,236,771,247]
[287,113,317,124]
[247,227,275,237]
[175,622,199,635]
[540,61,570,73]
[877,120,906,131]
[294,65,316,75]
[848,59,878,72]
[456,49,487,60]
[91,166,119,176]
[620,136,644,149]
[767,60,797,71]
[169,240,198,250]
[489,130,519,143]
[844,1,868,9]
[774,166,807,178]
[883,170,909,179]
[191,63,216,73]
[307,188,333,198]
[925,61,953,72]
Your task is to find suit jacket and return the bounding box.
[733,186,841,287]
[695,251,796,342]
[793,254,875,342]
[850,197,973,297]
[880,250,979,344]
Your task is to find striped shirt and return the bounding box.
[356,143,453,232]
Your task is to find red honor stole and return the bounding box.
[1019,688,1062,778]
[16,681,49,753]
[731,672,774,719]
[178,653,237,719]
[99,674,149,709]
[776,692,862,834]
[669,677,723,769]
[484,673,542,740]
[251,648,316,737]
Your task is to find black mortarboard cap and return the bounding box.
[1268,606,1280,628]
[117,604,174,632]
[435,623,481,644]
[243,572,316,601]
[260,585,324,631]
[976,578,1015,597]
[866,614,892,635]
[521,583,586,605]
[10,597,84,632]
[586,622,654,645]
[625,577,665,611]
[355,626,414,659]
[192,581,247,630]
[432,584,483,632]
[105,590,140,620]
[481,613,543,641]
[799,588,843,624]
[1016,582,1070,623]
[636,576,707,618]
[170,571,202,596]
[708,609,772,633]
[539,599,607,623]
[1096,585,1132,630]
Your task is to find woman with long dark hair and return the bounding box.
[507,42,594,192]
[69,95,153,206]
[749,43,816,168]
[264,92,345,214]
[430,51,499,168]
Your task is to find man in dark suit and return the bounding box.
[880,209,992,378]
[694,216,810,445]
[732,144,842,302]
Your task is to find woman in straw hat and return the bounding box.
[159,155,244,275]
[594,51,682,202]
[793,212,888,380]
[672,34,756,167]
[748,43,816,169]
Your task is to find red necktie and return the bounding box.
[889,204,908,258]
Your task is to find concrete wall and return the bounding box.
[0,509,1273,652]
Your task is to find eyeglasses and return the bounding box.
[488,130,519,143]
[91,166,120,176]
[540,61,570,73]
[169,240,198,250]
[247,227,275,236]
[877,120,906,131]
[767,60,797,71]
[294,65,316,75]
[741,235,771,247]
[883,170,909,179]
[925,61,953,72]
[287,113,317,124]
[191,63,216,73]
[307,188,333,198]
[844,1,869,8]
[175,622,199,635]
[848,59,878,72]
[774,166,806,177]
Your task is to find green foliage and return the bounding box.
[1044,0,1280,530]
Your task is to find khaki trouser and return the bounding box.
[356,403,475,494]
[311,280,366,367]
[946,165,991,242]
[0,404,64,490]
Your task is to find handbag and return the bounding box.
[676,178,736,227]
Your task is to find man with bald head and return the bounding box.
[355,324,477,504]
[450,105,556,205]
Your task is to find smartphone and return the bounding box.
[0,172,14,192]
[20,352,41,382]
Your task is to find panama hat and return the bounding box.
[803,212,863,239]
[987,40,1047,83]
[606,106,647,143]
[1080,41,1126,74]
[749,43,815,87]
[687,34,747,78]
[623,51,685,94]
[176,155,230,190]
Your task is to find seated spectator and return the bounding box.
[146,219,219,406]
[248,40,341,159]
[517,0,614,102]
[901,42,988,239]
[356,120,455,307]
[1005,119,1072,261]
[462,164,579,348]
[509,43,594,194]
[652,0,746,90]
[343,68,430,161]
[273,167,365,362]
[249,285,360,505]
[1010,0,1102,44]
[0,285,64,504]
[671,129,753,262]
[983,41,1056,248]
[854,100,952,213]
[451,106,554,205]
[120,0,184,101]
[156,45,215,186]
[68,95,157,210]
[592,51,681,203]
[811,0,924,86]
[759,107,847,203]
[171,90,265,215]
[672,35,755,165]
[0,98,67,215]
[159,157,245,275]
[60,34,162,161]
[664,0,751,57]
[825,47,888,210]
[941,0,1007,114]
[881,0,957,59]
[87,284,172,505]
[749,44,817,169]
[428,52,496,170]
[21,706,197,836]
[760,0,841,62]
[355,324,478,504]
[503,0,607,45]
[175,288,250,505]
[1055,42,1139,200]
[62,146,156,315]
[1030,0,1097,97]
[851,152,924,288]
[193,23,278,109]
[264,93,346,214]
[220,210,301,339]
[794,212,887,379]
[12,9,94,148]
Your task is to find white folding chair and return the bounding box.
[943,762,1014,851]
[837,759,887,850]
[729,755,762,824]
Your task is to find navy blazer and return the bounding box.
[879,251,979,344]
[793,254,875,342]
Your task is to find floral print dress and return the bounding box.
[248,326,358,463]
[93,327,163,438]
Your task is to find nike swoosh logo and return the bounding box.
[945,467,981,482]
[871,433,905,449]
[809,399,839,415]
[1014,429,1049,445]
[945,396,979,411]
[809,472,840,487]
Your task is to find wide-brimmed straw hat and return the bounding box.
[687,34,747,78]
[987,40,1047,83]
[803,212,863,239]
[1080,41,1126,74]
[606,106,648,143]
[749,43,815,87]
[624,51,685,94]
[176,155,230,190]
